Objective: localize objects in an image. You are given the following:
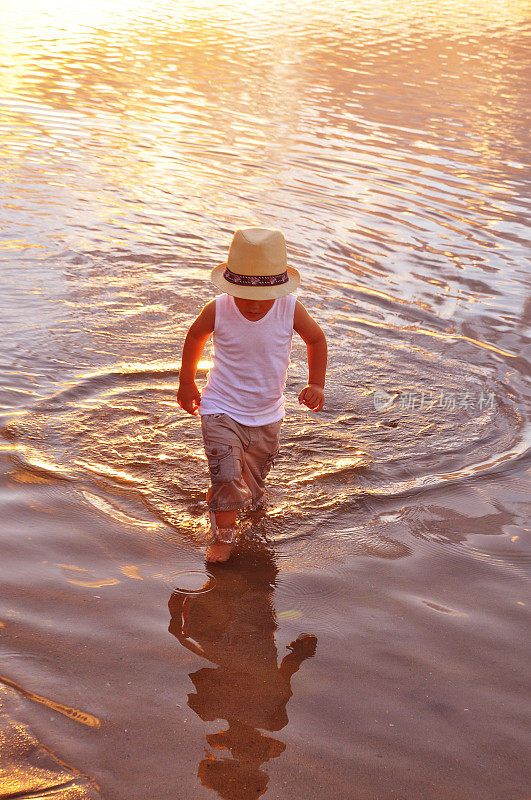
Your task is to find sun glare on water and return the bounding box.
[3,0,529,35]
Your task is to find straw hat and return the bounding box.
[210,227,301,299]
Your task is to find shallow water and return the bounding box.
[0,1,530,798]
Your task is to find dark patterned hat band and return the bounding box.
[223,266,288,287]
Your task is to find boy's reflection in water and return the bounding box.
[168,545,317,800]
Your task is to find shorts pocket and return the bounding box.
[260,446,280,480]
[205,442,234,483]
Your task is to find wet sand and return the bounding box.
[1,462,529,799]
[0,1,530,798]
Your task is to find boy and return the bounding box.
[177,227,327,563]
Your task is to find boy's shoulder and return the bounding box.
[293,299,325,341]
[293,297,311,323]
[189,298,216,336]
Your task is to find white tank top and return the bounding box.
[199,292,297,426]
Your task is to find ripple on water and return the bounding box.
[0,336,525,561]
[170,570,215,595]
[460,529,531,580]
[0,4,529,800]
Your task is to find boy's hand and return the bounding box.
[298,384,325,412]
[177,380,201,416]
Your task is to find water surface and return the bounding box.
[0,1,529,798]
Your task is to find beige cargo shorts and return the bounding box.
[200,412,282,512]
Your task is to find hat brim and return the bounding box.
[210,263,301,299]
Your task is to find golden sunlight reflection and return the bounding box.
[3,0,530,29]
[68,577,121,588]
[73,460,143,485]
[0,675,100,727]
[350,316,518,358]
[286,456,366,486]
[9,450,73,483]
[81,490,161,530]
[121,565,143,580]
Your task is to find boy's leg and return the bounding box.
[201,414,252,562]
[242,419,282,507]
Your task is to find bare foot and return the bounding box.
[205,541,234,563]
[205,487,238,562]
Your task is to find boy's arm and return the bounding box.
[293,300,327,412]
[177,300,215,415]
